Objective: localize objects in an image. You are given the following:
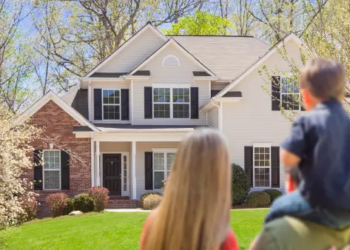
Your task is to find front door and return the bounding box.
[103,154,121,196]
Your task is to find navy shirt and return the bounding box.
[282,99,350,210]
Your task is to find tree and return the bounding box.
[163,10,232,35]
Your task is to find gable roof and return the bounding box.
[170,35,269,80]
[19,91,98,132]
[128,38,216,76]
[61,87,89,119]
[85,23,167,77]
[215,33,304,98]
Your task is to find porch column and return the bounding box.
[96,141,101,186]
[91,134,95,187]
[131,141,137,199]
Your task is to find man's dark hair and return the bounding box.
[300,58,346,100]
[286,167,302,186]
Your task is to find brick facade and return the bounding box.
[28,100,91,216]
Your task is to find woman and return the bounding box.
[140,129,239,250]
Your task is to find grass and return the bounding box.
[0,209,268,250]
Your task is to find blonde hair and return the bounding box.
[144,129,231,250]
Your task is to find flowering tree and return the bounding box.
[0,106,41,228]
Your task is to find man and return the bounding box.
[250,168,350,250]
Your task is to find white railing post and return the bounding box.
[132,141,137,199]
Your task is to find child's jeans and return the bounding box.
[265,190,350,229]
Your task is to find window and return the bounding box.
[253,146,270,187]
[153,88,170,118]
[153,152,176,189]
[153,88,190,118]
[280,76,300,111]
[43,150,61,190]
[162,55,180,67]
[103,89,120,120]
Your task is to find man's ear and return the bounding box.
[301,89,312,110]
[286,174,296,193]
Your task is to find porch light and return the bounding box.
[49,143,54,149]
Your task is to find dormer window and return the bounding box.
[162,55,180,67]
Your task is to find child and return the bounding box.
[140,129,239,250]
[265,58,350,228]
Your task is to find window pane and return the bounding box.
[103,90,109,104]
[154,88,170,103]
[103,105,120,120]
[281,77,299,94]
[153,153,164,170]
[114,90,120,104]
[154,172,164,189]
[254,168,270,187]
[44,171,60,189]
[282,94,299,110]
[166,153,175,170]
[154,104,170,118]
[173,104,189,118]
[173,88,190,103]
[44,151,60,170]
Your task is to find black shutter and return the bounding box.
[121,89,129,120]
[61,150,70,190]
[145,152,153,190]
[33,150,43,190]
[272,76,280,111]
[271,147,280,188]
[144,87,152,119]
[94,89,102,120]
[191,87,199,119]
[244,146,253,187]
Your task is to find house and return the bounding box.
[21,23,304,209]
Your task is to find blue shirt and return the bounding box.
[282,99,350,209]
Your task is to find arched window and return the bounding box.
[162,55,180,67]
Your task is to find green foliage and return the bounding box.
[63,198,74,215]
[140,192,162,209]
[143,194,163,210]
[263,189,283,202]
[163,10,232,35]
[73,194,95,213]
[46,193,68,217]
[231,164,251,205]
[246,191,271,208]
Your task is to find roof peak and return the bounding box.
[167,35,254,38]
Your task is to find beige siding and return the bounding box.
[97,28,165,73]
[135,142,179,198]
[211,82,229,91]
[207,107,219,129]
[91,80,130,124]
[221,40,304,191]
[132,44,210,125]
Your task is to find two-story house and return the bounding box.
[21,23,304,208]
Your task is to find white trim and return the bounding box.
[96,141,101,186]
[82,77,127,82]
[152,83,191,88]
[217,34,304,97]
[193,76,218,81]
[200,97,242,111]
[152,148,177,153]
[101,88,121,121]
[129,39,215,76]
[88,83,92,121]
[130,80,134,125]
[219,101,223,130]
[86,24,167,77]
[42,150,61,191]
[18,91,98,132]
[162,55,180,67]
[124,76,150,80]
[253,143,272,147]
[131,141,136,199]
[94,136,184,142]
[91,134,95,187]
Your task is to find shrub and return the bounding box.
[143,194,163,210]
[20,195,38,221]
[63,198,74,215]
[231,164,251,205]
[73,194,95,213]
[263,189,283,203]
[46,193,68,217]
[140,192,162,209]
[246,191,271,208]
[89,187,109,212]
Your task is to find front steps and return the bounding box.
[107,196,139,209]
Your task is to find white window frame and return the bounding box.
[162,55,180,67]
[152,85,191,119]
[43,149,61,191]
[102,88,121,120]
[152,149,177,190]
[252,143,271,188]
[280,76,301,111]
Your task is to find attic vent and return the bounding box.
[162,55,180,67]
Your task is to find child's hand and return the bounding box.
[329,246,350,250]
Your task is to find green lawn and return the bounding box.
[0,209,268,250]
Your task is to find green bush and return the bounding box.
[63,198,74,215]
[231,164,251,205]
[73,194,95,213]
[143,194,163,210]
[140,191,162,209]
[246,191,271,208]
[263,189,283,203]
